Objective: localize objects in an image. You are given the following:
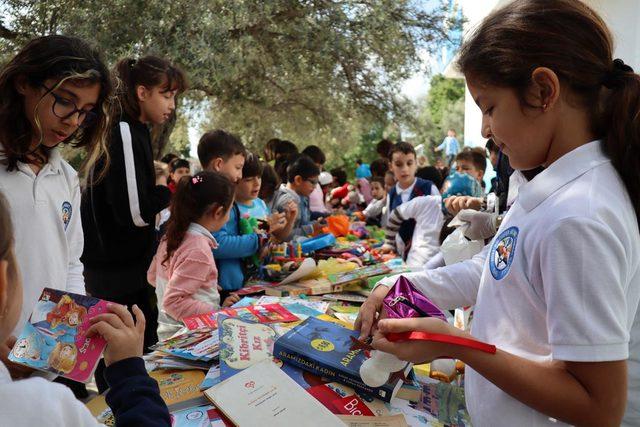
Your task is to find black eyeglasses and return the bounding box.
[41,84,98,129]
[306,178,319,186]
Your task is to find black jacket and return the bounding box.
[81,115,171,272]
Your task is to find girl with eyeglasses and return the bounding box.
[0,35,113,380]
[81,55,187,392]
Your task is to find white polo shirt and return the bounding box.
[468,141,640,426]
[0,148,85,337]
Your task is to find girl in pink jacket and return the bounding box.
[148,171,238,340]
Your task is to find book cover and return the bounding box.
[327,264,392,286]
[85,394,114,426]
[170,405,213,427]
[151,329,220,362]
[274,317,411,402]
[9,288,108,382]
[183,303,298,330]
[204,359,345,427]
[217,315,279,380]
[149,369,208,412]
[264,278,343,297]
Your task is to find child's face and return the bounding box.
[448,130,456,137]
[293,175,318,197]
[214,154,245,184]
[467,77,553,170]
[390,152,417,189]
[370,182,385,200]
[138,83,177,125]
[20,79,100,149]
[170,167,190,184]
[236,176,262,202]
[456,159,482,182]
[384,173,395,192]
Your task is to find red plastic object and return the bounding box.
[386,331,496,354]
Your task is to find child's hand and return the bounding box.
[223,294,241,307]
[267,212,286,235]
[371,317,462,364]
[0,336,35,379]
[445,196,483,215]
[86,303,145,367]
[378,244,395,254]
[285,201,298,223]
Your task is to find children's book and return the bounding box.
[274,317,412,402]
[149,369,208,411]
[327,263,392,286]
[9,288,109,382]
[217,315,279,380]
[85,394,114,426]
[171,405,214,427]
[264,278,345,297]
[204,359,345,427]
[151,329,220,362]
[183,303,298,330]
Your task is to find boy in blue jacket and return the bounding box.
[197,130,266,298]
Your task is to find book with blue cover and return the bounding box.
[274,317,411,402]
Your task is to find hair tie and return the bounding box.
[191,175,203,186]
[602,58,634,89]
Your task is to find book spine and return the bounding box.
[273,341,395,402]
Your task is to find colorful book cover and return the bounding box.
[274,317,411,402]
[85,394,113,426]
[151,329,220,362]
[217,315,279,380]
[171,405,213,427]
[9,288,108,382]
[327,263,392,286]
[183,304,298,330]
[149,369,208,411]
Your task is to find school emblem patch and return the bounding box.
[490,226,519,280]
[61,201,72,231]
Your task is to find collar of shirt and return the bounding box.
[0,145,63,177]
[188,222,219,248]
[518,140,608,212]
[395,178,417,201]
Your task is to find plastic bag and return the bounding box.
[440,227,484,265]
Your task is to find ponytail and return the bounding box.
[162,171,234,265]
[114,55,187,120]
[600,64,640,227]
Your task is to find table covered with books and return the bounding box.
[85,217,472,427]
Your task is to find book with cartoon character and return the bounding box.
[9,288,109,382]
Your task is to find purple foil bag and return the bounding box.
[382,275,447,321]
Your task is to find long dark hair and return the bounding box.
[114,55,187,120]
[0,35,114,177]
[163,171,234,265]
[458,0,640,226]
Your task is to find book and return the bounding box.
[264,278,342,297]
[204,359,345,427]
[9,288,108,382]
[183,303,298,330]
[338,415,409,427]
[151,329,220,362]
[274,317,412,402]
[149,369,208,412]
[170,405,214,427]
[327,263,392,286]
[85,394,113,426]
[217,315,279,380]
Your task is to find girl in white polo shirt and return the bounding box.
[358,1,640,426]
[0,36,113,379]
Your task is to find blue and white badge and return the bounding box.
[61,201,72,231]
[490,226,519,280]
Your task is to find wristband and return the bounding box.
[386,331,496,354]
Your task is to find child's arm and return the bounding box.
[273,201,298,241]
[104,126,171,228]
[212,211,259,259]
[373,318,627,427]
[87,304,171,426]
[146,252,158,287]
[162,249,218,320]
[356,244,489,340]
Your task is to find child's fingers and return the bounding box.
[107,303,135,328]
[89,312,127,331]
[377,317,424,334]
[86,321,117,341]
[132,304,146,335]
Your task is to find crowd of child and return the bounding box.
[0,0,639,426]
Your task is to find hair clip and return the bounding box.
[192,175,203,185]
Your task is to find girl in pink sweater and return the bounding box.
[148,171,238,340]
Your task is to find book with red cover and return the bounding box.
[183,303,299,330]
